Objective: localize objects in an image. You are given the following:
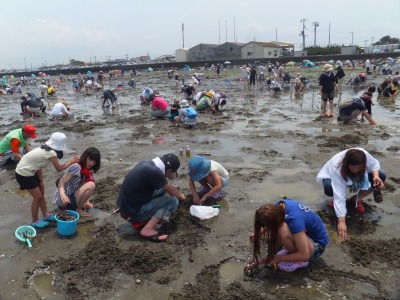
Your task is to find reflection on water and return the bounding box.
[29,272,64,299]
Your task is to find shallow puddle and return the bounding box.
[220,260,245,287]
[29,272,64,299]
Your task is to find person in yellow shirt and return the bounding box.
[47,84,56,97]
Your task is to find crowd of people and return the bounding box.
[0,60,395,276]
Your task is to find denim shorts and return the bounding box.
[309,242,326,261]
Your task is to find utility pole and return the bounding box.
[24,57,26,70]
[276,28,277,41]
[348,32,354,46]
[371,37,375,46]
[182,23,184,48]
[225,20,227,43]
[233,18,235,43]
[328,23,331,46]
[299,19,307,50]
[312,22,319,46]
[218,19,220,44]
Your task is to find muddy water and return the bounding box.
[0,68,400,299]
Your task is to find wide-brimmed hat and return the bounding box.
[323,64,333,72]
[45,132,67,151]
[180,100,189,107]
[188,155,211,182]
[22,124,37,138]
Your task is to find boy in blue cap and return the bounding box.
[187,155,229,204]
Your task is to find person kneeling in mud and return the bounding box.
[338,98,377,125]
[49,99,71,120]
[102,89,118,108]
[196,91,215,113]
[245,199,329,276]
[53,147,101,217]
[116,154,185,242]
[187,155,229,204]
[174,100,198,127]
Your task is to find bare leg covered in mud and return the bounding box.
[29,186,51,223]
[75,182,96,217]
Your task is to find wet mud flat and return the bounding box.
[0,68,400,299]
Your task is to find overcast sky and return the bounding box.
[1,0,399,69]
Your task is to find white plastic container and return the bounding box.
[190,205,219,220]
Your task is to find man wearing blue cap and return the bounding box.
[188,155,229,205]
[117,153,185,242]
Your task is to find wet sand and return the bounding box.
[0,68,400,299]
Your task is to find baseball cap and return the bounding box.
[22,124,37,138]
[162,153,180,174]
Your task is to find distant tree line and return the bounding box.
[304,45,342,55]
[373,35,400,45]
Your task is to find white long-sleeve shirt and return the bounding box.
[316,148,380,217]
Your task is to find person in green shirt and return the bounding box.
[0,124,37,163]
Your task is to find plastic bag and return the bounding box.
[190,205,219,220]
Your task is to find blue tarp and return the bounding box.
[147,67,154,72]
[304,62,317,68]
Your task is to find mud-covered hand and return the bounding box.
[373,176,384,188]
[338,217,347,239]
[60,193,71,205]
[39,182,45,195]
[193,194,201,204]
[244,260,260,277]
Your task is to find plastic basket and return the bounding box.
[55,210,80,236]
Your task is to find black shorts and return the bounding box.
[15,172,40,190]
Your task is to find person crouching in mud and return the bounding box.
[116,154,185,242]
[102,89,118,108]
[245,199,328,276]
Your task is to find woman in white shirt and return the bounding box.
[316,148,386,239]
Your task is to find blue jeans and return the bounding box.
[309,242,326,261]
[322,169,386,196]
[128,188,179,223]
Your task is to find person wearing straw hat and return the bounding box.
[0,124,36,164]
[116,154,185,242]
[319,64,338,117]
[15,132,80,228]
[187,155,229,205]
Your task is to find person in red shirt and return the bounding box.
[150,95,170,119]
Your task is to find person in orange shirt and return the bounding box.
[0,124,36,164]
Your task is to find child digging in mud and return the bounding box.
[53,147,101,217]
[245,199,329,276]
[187,155,229,204]
[15,132,79,228]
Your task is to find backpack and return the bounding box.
[186,107,198,119]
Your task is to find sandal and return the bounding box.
[142,232,168,243]
[42,213,56,222]
[31,219,50,228]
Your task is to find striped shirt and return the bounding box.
[53,163,83,207]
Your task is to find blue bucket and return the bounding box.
[55,210,80,236]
